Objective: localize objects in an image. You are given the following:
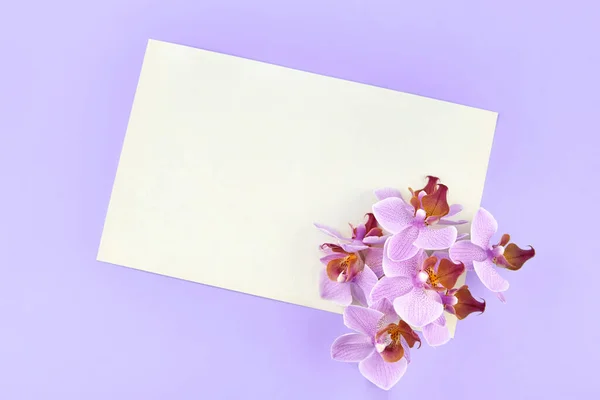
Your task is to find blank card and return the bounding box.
[98,39,497,314]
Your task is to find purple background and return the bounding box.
[1,0,598,398]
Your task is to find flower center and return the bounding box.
[425,266,440,286]
[327,253,362,283]
[375,323,403,353]
[415,208,427,222]
[490,245,505,263]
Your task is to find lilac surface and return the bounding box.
[1,0,598,398]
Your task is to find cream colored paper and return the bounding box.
[98,40,497,322]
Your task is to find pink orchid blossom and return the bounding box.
[372,176,459,262]
[449,208,536,297]
[315,214,386,306]
[374,180,467,227]
[371,243,484,347]
[330,299,420,390]
[371,244,464,328]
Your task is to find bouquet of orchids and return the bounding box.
[315,176,535,390]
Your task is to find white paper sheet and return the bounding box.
[98,39,497,317]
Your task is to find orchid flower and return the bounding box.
[315,214,386,306]
[370,244,462,327]
[374,178,467,227]
[330,299,420,390]
[449,208,536,297]
[372,176,459,262]
[371,243,485,346]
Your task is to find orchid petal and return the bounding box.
[473,259,509,292]
[393,288,444,327]
[446,204,463,217]
[319,270,353,305]
[353,265,378,305]
[421,184,450,219]
[499,233,511,246]
[364,213,379,234]
[364,247,384,277]
[331,333,375,362]
[362,235,388,245]
[501,243,536,271]
[370,276,414,305]
[433,313,446,326]
[454,285,486,320]
[383,241,424,277]
[319,253,344,265]
[365,227,384,238]
[456,233,469,240]
[374,187,404,202]
[372,197,414,234]
[413,226,457,250]
[430,251,449,261]
[380,339,405,363]
[471,208,498,248]
[423,322,451,347]
[340,243,369,252]
[353,224,367,241]
[370,298,399,325]
[343,305,384,337]
[314,222,349,241]
[387,226,419,261]
[400,336,411,363]
[437,219,468,226]
[449,240,487,268]
[436,258,465,289]
[397,320,421,349]
[359,352,408,391]
[351,283,369,307]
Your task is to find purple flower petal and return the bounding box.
[370,276,414,305]
[387,226,419,261]
[422,321,451,347]
[437,219,468,226]
[314,222,350,241]
[471,208,498,249]
[372,197,414,234]
[374,187,405,202]
[413,226,457,250]
[358,352,408,391]
[456,233,469,240]
[446,204,463,217]
[430,250,449,261]
[354,224,367,240]
[319,253,344,265]
[351,283,369,307]
[340,243,369,252]
[383,243,425,277]
[364,247,384,277]
[331,333,375,362]
[343,305,384,337]
[400,336,411,363]
[433,313,446,326]
[449,240,487,268]
[362,235,388,245]
[319,270,353,306]
[473,259,509,292]
[393,288,444,327]
[496,292,507,303]
[370,298,399,325]
[353,265,378,306]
